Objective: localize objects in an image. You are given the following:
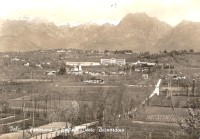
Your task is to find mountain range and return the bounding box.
[0,13,199,52]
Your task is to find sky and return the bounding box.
[0,0,200,26]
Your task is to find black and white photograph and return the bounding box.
[0,0,200,138]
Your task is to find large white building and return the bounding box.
[100,58,126,65]
[66,62,100,66]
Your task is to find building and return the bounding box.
[84,78,104,84]
[100,58,126,65]
[142,74,148,79]
[132,61,156,66]
[71,65,83,75]
[133,61,156,72]
[57,50,65,53]
[45,71,57,75]
[66,62,100,66]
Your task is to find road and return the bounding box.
[9,106,56,112]
[30,121,97,139]
[0,122,65,139]
[132,120,179,127]
[0,118,31,126]
[53,84,154,88]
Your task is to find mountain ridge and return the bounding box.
[0,13,199,52]
[156,20,200,52]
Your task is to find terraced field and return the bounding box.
[146,115,185,123]
[144,106,189,117]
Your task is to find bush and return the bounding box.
[58,67,66,75]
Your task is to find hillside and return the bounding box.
[156,20,200,52]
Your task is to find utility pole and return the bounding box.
[148,132,152,139]
[186,84,189,96]
[192,79,195,96]
[147,86,151,106]
[31,72,35,127]
[129,65,132,75]
[167,65,172,97]
[23,101,26,139]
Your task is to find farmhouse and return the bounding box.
[45,71,57,75]
[132,60,157,72]
[24,63,30,67]
[84,78,104,84]
[67,65,83,75]
[132,61,156,66]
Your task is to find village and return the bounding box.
[0,48,200,139]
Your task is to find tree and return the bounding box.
[43,94,50,118]
[129,98,136,111]
[91,88,106,139]
[58,67,66,75]
[0,93,10,113]
[0,100,9,113]
[178,100,200,137]
[81,104,90,123]
[103,90,119,126]
[58,61,66,75]
[96,94,105,126]
[189,49,194,53]
[104,50,109,54]
[62,101,79,126]
[117,84,129,115]
[49,100,79,127]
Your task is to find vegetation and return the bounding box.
[0,49,200,138]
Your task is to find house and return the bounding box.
[147,63,156,66]
[70,65,83,75]
[132,61,156,67]
[2,55,9,58]
[57,50,65,53]
[11,58,20,61]
[84,78,104,84]
[36,64,42,69]
[45,71,57,75]
[132,61,147,65]
[163,74,186,81]
[24,63,30,67]
[142,74,148,79]
[164,64,174,69]
[100,58,126,65]
[133,61,156,72]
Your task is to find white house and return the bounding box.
[100,58,126,65]
[11,58,20,61]
[24,63,30,67]
[84,78,104,84]
[70,65,83,75]
[57,50,65,53]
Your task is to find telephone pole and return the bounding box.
[23,99,26,139]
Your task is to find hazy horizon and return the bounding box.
[0,0,200,26]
